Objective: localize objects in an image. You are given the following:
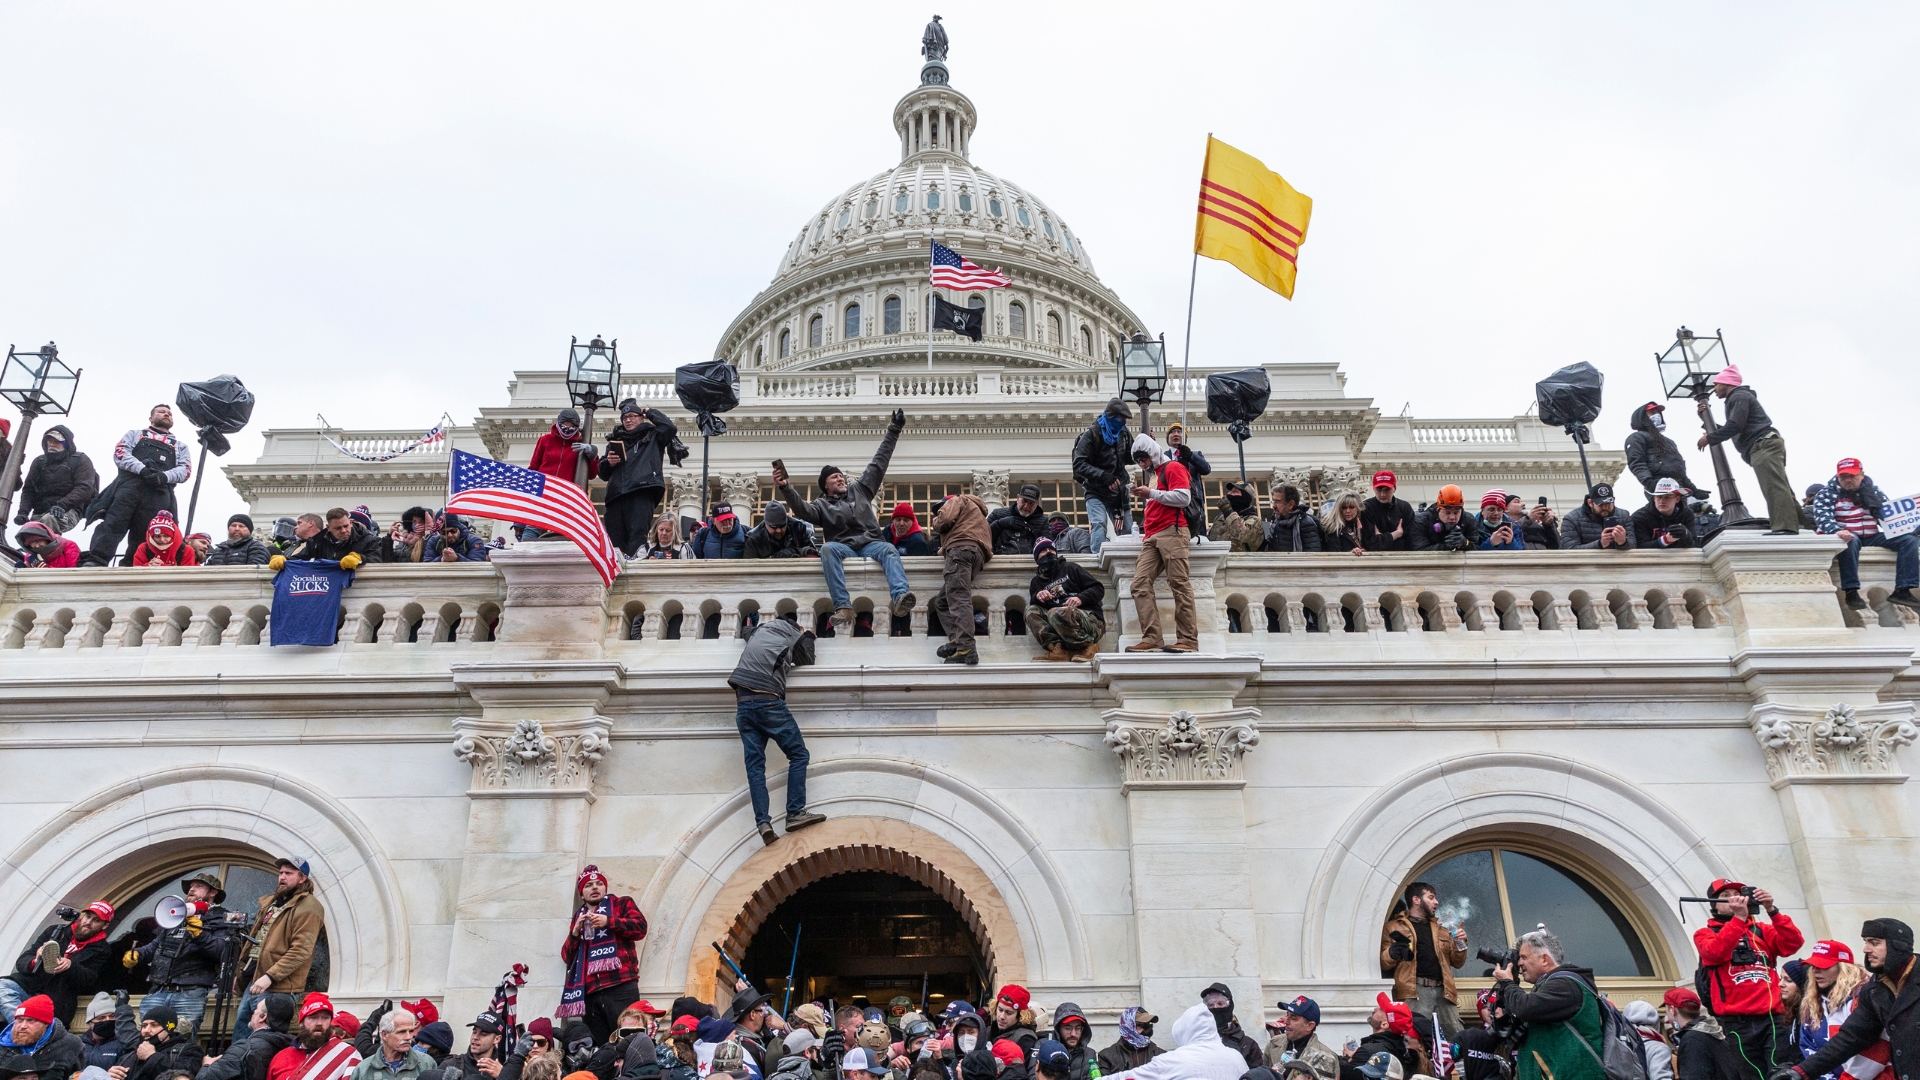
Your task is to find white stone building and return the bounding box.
[2,29,1916,1053]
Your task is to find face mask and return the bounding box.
[1135,1025,1153,1039]
[1649,412,1666,432]
[958,1035,977,1054]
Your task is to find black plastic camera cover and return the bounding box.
[674,360,738,437]
[1205,368,1272,426]
[1534,362,1604,427]
[176,376,256,457]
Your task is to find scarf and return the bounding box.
[489,963,529,1036]
[1118,1007,1150,1050]
[1097,413,1126,445]
[558,897,617,1018]
[1,1020,54,1053]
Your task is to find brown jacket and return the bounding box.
[1380,908,1467,1004]
[246,880,326,993]
[933,494,993,562]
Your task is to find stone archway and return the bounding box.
[684,817,1028,998]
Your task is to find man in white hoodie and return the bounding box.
[1123,434,1198,653]
[1105,1004,1247,1080]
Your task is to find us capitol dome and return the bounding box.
[716,27,1147,374]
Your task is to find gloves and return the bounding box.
[1767,1068,1804,1080]
[114,989,130,1006]
[12,513,25,526]
[570,442,590,453]
[821,1029,845,1064]
[340,552,363,570]
[268,554,286,571]
[1666,525,1691,545]
[514,1032,538,1058]
[1388,931,1415,962]
[889,407,906,431]
[123,948,139,969]
[1442,528,1468,552]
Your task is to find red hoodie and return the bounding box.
[1693,912,1804,1016]
[530,424,595,484]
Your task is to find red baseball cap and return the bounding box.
[671,1015,700,1033]
[85,901,115,922]
[1837,458,1864,475]
[1707,878,1747,896]
[633,1000,667,1016]
[1662,987,1700,1011]
[1644,401,1665,413]
[299,992,335,1022]
[1372,471,1397,489]
[1805,940,1855,969]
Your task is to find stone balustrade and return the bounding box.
[0,538,1911,661]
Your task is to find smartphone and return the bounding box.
[772,458,786,474]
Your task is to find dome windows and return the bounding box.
[1063,229,1077,256]
[884,296,902,335]
[836,207,851,229]
[844,303,861,340]
[864,197,879,220]
[812,218,827,242]
[1079,326,1092,354]
[1042,216,1057,241]
[1008,302,1026,339]
[968,294,984,310]
[779,329,791,359]
[808,315,824,349]
[895,191,911,214]
[989,196,1004,218]
[926,188,941,211]
[1046,311,1062,344]
[1017,206,1033,228]
[958,190,973,213]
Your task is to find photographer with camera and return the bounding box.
[131,874,232,1036]
[1380,883,1469,1038]
[1692,880,1804,1080]
[1488,929,1607,1080]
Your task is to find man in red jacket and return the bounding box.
[1692,878,1805,1080]
[1122,434,1197,653]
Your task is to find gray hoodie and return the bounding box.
[780,423,902,549]
[728,619,817,698]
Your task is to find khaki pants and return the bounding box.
[936,540,985,650]
[1412,982,1463,1039]
[1132,527,1197,647]
[1747,434,1798,532]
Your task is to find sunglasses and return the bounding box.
[529,1038,551,1049]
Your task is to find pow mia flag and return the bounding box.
[932,296,985,342]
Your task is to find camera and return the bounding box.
[1477,945,1519,974]
[54,905,80,921]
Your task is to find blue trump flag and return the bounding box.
[270,559,356,646]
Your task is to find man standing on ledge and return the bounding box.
[558,866,649,1047]
[1124,434,1197,654]
[776,409,916,633]
[1698,365,1797,534]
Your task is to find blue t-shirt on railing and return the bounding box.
[270,559,355,646]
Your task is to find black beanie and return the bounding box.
[1863,918,1915,949]
[229,513,254,532]
[264,992,298,1032]
[819,465,843,490]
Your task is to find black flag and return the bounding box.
[932,296,984,341]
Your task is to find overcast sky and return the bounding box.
[1,3,1914,535]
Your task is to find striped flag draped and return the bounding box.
[930,241,1012,289]
[444,449,621,586]
[1194,135,1313,299]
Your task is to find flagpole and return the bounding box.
[1179,249,1199,426]
[928,240,936,371]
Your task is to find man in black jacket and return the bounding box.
[205,515,275,566]
[1774,919,1918,1080]
[599,398,680,558]
[1632,479,1698,550]
[742,503,816,560]
[1626,404,1708,498]
[1698,366,1796,534]
[1,902,115,1026]
[1264,487,1322,553]
[1071,400,1133,554]
[448,1012,508,1080]
[197,994,295,1080]
[107,1004,204,1080]
[990,485,1050,556]
[15,425,97,536]
[1201,983,1262,1070]
[1027,539,1105,662]
[1664,989,1741,1080]
[1413,487,1482,552]
[1360,472,1415,551]
[135,873,230,1036]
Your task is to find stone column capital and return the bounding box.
[452,714,612,798]
[1751,701,1916,787]
[1102,706,1261,793]
[971,469,1010,509]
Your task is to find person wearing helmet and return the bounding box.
[1412,486,1481,552]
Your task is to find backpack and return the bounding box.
[1551,972,1650,1080]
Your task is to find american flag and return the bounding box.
[931,241,1011,289]
[445,449,620,586]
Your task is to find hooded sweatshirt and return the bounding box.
[20,425,99,517]
[132,510,199,566]
[888,503,936,556]
[1132,435,1191,539]
[530,421,597,484]
[1200,984,1262,1070]
[1104,1005,1247,1080]
[425,516,490,561]
[1625,406,1698,494]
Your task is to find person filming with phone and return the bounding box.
[1693,880,1804,1080]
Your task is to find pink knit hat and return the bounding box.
[1711,364,1743,387]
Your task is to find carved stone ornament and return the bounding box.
[1750,702,1917,785]
[1103,707,1261,792]
[717,471,762,515]
[453,716,612,795]
[971,469,1011,508]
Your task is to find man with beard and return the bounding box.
[268,994,362,1080]
[106,1005,203,1080]
[1200,984,1261,1070]
[83,404,191,566]
[1772,920,1917,1080]
[0,902,115,1026]
[133,873,231,1036]
[200,995,297,1080]
[231,860,326,1045]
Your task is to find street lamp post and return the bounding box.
[1655,326,1758,529]
[1118,332,1168,437]
[0,343,82,527]
[566,336,620,488]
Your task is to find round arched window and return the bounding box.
[1079,325,1092,354]
[90,851,310,996]
[1009,302,1026,339]
[967,294,984,311]
[754,344,763,366]
[808,315,824,349]
[779,329,791,358]
[844,303,861,340]
[884,296,902,335]
[1046,311,1062,344]
[1404,844,1655,979]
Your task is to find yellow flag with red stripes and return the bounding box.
[1193,136,1313,299]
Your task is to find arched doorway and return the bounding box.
[738,868,990,1012]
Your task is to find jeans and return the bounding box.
[1085,498,1131,555]
[143,987,212,1035]
[737,696,810,825]
[0,979,23,1022]
[818,540,908,609]
[231,991,265,1044]
[1836,531,1919,590]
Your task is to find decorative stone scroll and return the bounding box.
[1750,702,1917,785]
[1102,707,1261,792]
[717,471,762,515]
[971,469,1010,509]
[452,716,612,795]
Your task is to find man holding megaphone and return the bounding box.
[129,874,231,1037]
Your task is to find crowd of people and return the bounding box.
[11,367,1916,616]
[2,870,1915,1080]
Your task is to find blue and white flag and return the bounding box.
[270,560,356,646]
